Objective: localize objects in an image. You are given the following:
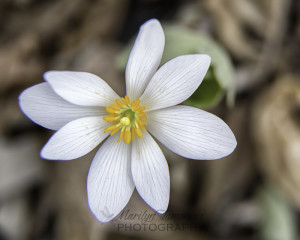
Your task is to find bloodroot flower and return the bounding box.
[19,19,236,222]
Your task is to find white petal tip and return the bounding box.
[195,54,211,68]
[157,209,167,214]
[87,200,121,223]
[43,70,59,82]
[40,148,57,160]
[18,85,36,112]
[227,137,238,156]
[18,89,25,102]
[197,130,237,160]
[91,212,115,223]
[40,146,72,161]
[87,200,118,223]
[43,70,76,84]
[202,54,211,64]
[220,128,237,158]
[18,90,29,113]
[88,204,116,223]
[142,18,161,27]
[140,19,164,40]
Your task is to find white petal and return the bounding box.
[132,131,170,213]
[19,83,105,130]
[41,117,110,160]
[140,54,211,111]
[44,71,119,106]
[146,106,237,160]
[87,134,134,222]
[125,19,165,100]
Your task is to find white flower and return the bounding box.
[19,19,236,222]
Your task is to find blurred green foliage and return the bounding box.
[257,185,297,240]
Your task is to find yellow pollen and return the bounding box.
[103,96,147,144]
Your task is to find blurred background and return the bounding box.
[0,0,300,239]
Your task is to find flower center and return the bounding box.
[103,96,147,144]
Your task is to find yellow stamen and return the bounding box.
[134,106,146,112]
[131,127,136,141]
[115,99,124,106]
[137,112,147,119]
[135,126,143,138]
[110,126,121,136]
[124,127,131,144]
[106,105,120,113]
[104,123,120,133]
[139,124,146,131]
[124,96,130,104]
[137,119,147,126]
[103,96,147,144]
[103,113,119,122]
[117,128,125,142]
[131,99,141,108]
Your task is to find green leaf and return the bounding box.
[184,67,223,109]
[256,185,297,240]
